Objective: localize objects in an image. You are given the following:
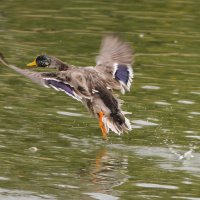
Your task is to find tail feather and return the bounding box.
[102,112,132,135]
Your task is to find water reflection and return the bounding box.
[91,148,129,188]
[0,188,55,200]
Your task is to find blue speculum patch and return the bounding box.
[115,64,129,85]
[45,79,74,96]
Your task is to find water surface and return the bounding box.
[0,0,200,199]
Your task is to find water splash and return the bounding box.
[168,146,196,160]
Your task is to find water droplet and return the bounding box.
[28,147,38,153]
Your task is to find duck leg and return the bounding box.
[99,111,107,139]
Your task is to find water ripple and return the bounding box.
[154,101,171,106]
[135,183,178,189]
[132,120,158,126]
[57,111,83,117]
[84,192,119,200]
[177,100,195,104]
[141,85,160,90]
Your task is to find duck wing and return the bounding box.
[0,52,47,86]
[0,53,81,101]
[95,34,134,94]
[41,71,93,102]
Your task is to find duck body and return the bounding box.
[42,64,132,136]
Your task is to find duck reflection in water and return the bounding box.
[89,146,129,193]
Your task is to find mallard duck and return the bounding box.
[1,35,134,139]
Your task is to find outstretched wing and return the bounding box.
[41,71,92,102]
[96,34,133,66]
[95,34,134,94]
[43,77,82,102]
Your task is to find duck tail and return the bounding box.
[102,111,132,135]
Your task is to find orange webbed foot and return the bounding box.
[99,111,107,140]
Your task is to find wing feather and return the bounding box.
[43,77,82,102]
[95,35,134,94]
[96,34,133,66]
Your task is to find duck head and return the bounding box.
[27,55,51,68]
[27,55,69,71]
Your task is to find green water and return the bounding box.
[0,0,200,199]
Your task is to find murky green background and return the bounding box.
[0,0,200,199]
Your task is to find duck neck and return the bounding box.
[58,63,69,71]
[52,57,70,71]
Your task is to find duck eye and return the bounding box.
[40,60,49,67]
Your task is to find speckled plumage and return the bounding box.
[1,35,134,136]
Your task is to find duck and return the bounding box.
[2,35,134,139]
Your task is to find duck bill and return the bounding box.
[27,59,37,67]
